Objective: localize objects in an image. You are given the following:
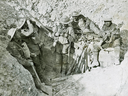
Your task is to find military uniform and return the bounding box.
[7,23,49,94]
[22,35,44,80]
[101,19,121,65]
[71,11,100,36]
[7,40,47,93]
[101,19,119,48]
[53,16,75,75]
[7,41,30,66]
[20,20,46,82]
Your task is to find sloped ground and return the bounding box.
[53,59,128,96]
[0,45,40,96]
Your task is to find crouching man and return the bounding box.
[7,26,50,95]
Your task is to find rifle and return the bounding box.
[75,47,86,73]
[66,42,71,75]
[30,62,49,95]
[66,54,78,75]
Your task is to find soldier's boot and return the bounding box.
[61,63,68,76]
[56,63,62,77]
[114,46,120,65]
[55,53,62,77]
[62,54,68,76]
[35,66,43,81]
[92,51,99,68]
[91,61,99,68]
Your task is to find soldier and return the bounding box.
[101,18,121,65]
[101,18,120,48]
[60,16,76,75]
[20,19,46,83]
[52,22,63,76]
[71,11,101,35]
[7,27,49,95]
[52,16,75,75]
[101,18,117,47]
[102,18,117,32]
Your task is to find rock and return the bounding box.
[99,48,120,67]
[81,67,122,96]
[53,63,128,96]
[0,48,41,95]
[115,51,128,96]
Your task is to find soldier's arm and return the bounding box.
[108,33,113,43]
[7,48,31,67]
[17,57,33,67]
[89,20,101,34]
[68,27,75,39]
[27,20,34,35]
[87,43,93,52]
[85,18,91,28]
[8,48,32,67]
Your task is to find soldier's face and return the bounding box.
[14,31,21,39]
[72,16,78,21]
[6,18,16,27]
[68,23,72,27]
[63,24,68,28]
[104,21,111,27]
[21,29,28,33]
[107,32,111,36]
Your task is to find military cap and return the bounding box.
[60,16,71,24]
[72,11,80,17]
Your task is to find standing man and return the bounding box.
[52,22,63,76]
[53,16,75,75]
[60,16,75,75]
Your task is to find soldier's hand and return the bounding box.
[30,53,37,57]
[29,62,34,66]
[51,46,55,53]
[24,59,33,67]
[39,42,44,47]
[27,19,31,24]
[27,59,33,66]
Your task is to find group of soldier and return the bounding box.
[6,10,122,94]
[52,11,121,75]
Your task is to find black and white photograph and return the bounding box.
[0,0,128,96]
